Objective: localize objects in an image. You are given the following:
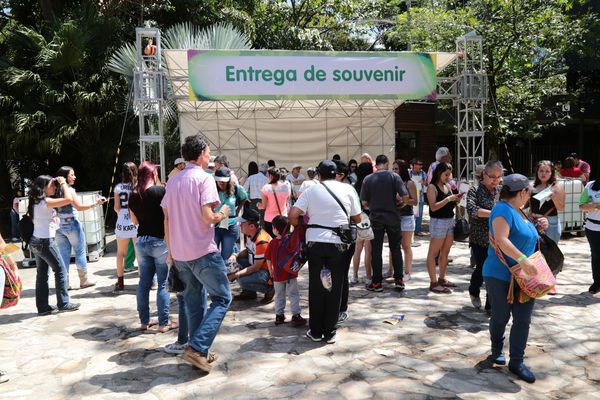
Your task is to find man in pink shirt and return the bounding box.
[161,135,232,373]
[571,153,591,184]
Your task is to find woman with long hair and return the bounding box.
[579,176,600,294]
[529,160,565,244]
[54,166,106,289]
[28,175,80,315]
[214,166,248,260]
[258,167,290,238]
[426,163,463,293]
[239,161,258,187]
[350,162,374,284]
[392,159,419,280]
[113,162,138,291]
[128,161,175,332]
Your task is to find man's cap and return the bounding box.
[570,152,579,158]
[238,206,260,223]
[214,166,231,182]
[317,160,337,179]
[306,167,316,178]
[502,174,534,191]
[259,163,269,173]
[292,163,302,170]
[174,157,185,165]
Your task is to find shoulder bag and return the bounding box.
[1,260,22,309]
[271,184,283,216]
[308,182,357,244]
[488,231,555,304]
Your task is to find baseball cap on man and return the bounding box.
[317,160,337,179]
[238,206,260,223]
[292,163,302,170]
[214,166,231,182]
[174,157,185,165]
[502,174,534,191]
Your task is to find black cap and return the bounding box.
[214,166,231,182]
[570,152,579,159]
[502,174,534,191]
[317,160,337,179]
[238,206,260,223]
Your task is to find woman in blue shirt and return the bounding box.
[214,166,248,261]
[483,174,548,383]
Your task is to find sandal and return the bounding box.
[157,321,179,333]
[438,278,457,288]
[429,282,452,294]
[141,319,160,330]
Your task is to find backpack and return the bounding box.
[274,219,308,277]
[18,214,34,250]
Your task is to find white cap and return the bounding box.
[292,164,302,170]
[174,157,185,165]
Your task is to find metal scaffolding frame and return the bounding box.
[134,27,167,182]
[437,32,487,181]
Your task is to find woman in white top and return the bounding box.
[28,175,80,315]
[113,162,138,291]
[580,177,600,294]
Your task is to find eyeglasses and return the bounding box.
[485,173,502,180]
[416,163,423,166]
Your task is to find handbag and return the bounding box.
[18,213,34,250]
[454,217,470,241]
[356,212,374,241]
[1,260,22,309]
[489,233,555,304]
[538,232,563,275]
[166,262,185,293]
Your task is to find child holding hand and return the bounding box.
[265,215,306,326]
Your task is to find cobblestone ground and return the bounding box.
[1,231,599,399]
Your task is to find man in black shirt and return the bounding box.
[360,155,409,292]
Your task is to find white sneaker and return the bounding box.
[0,370,9,384]
[164,342,186,354]
[350,277,358,284]
[383,271,392,278]
[403,273,411,281]
[364,279,372,286]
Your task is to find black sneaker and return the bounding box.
[58,303,80,312]
[324,332,337,344]
[38,306,56,316]
[589,282,600,294]
[394,279,405,291]
[275,314,286,325]
[366,282,383,292]
[306,329,321,342]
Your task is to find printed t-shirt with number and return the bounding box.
[580,181,600,232]
[246,228,271,271]
[114,182,137,239]
[261,183,290,222]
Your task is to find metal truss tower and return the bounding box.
[438,32,487,181]
[134,28,167,182]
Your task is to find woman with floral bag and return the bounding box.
[483,174,549,383]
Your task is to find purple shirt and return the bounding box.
[161,163,220,261]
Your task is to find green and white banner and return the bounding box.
[188,50,437,101]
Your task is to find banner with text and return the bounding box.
[187,50,437,101]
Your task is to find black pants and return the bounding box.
[370,221,403,284]
[340,243,355,313]
[307,242,348,338]
[586,228,600,285]
[469,242,490,310]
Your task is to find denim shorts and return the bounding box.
[430,218,455,239]
[401,215,415,232]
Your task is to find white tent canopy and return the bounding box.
[164,50,457,175]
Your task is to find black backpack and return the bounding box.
[18,214,34,250]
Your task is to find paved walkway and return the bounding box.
[1,232,599,399]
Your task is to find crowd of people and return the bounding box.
[3,137,599,384]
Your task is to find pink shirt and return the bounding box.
[261,183,290,222]
[161,163,220,261]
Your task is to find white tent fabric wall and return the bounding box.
[165,49,457,176]
[179,107,395,175]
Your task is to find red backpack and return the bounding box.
[274,219,308,277]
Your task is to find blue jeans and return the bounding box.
[176,293,189,345]
[55,218,88,272]
[484,276,535,364]
[237,257,273,294]
[214,223,239,261]
[174,252,231,354]
[30,237,70,313]
[10,209,19,238]
[415,201,425,234]
[135,236,170,326]
[543,215,561,244]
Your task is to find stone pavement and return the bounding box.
[1,232,600,399]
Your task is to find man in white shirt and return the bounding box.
[289,160,361,344]
[298,167,318,196]
[243,163,269,214]
[286,164,305,202]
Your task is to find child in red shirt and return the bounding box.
[265,215,306,326]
